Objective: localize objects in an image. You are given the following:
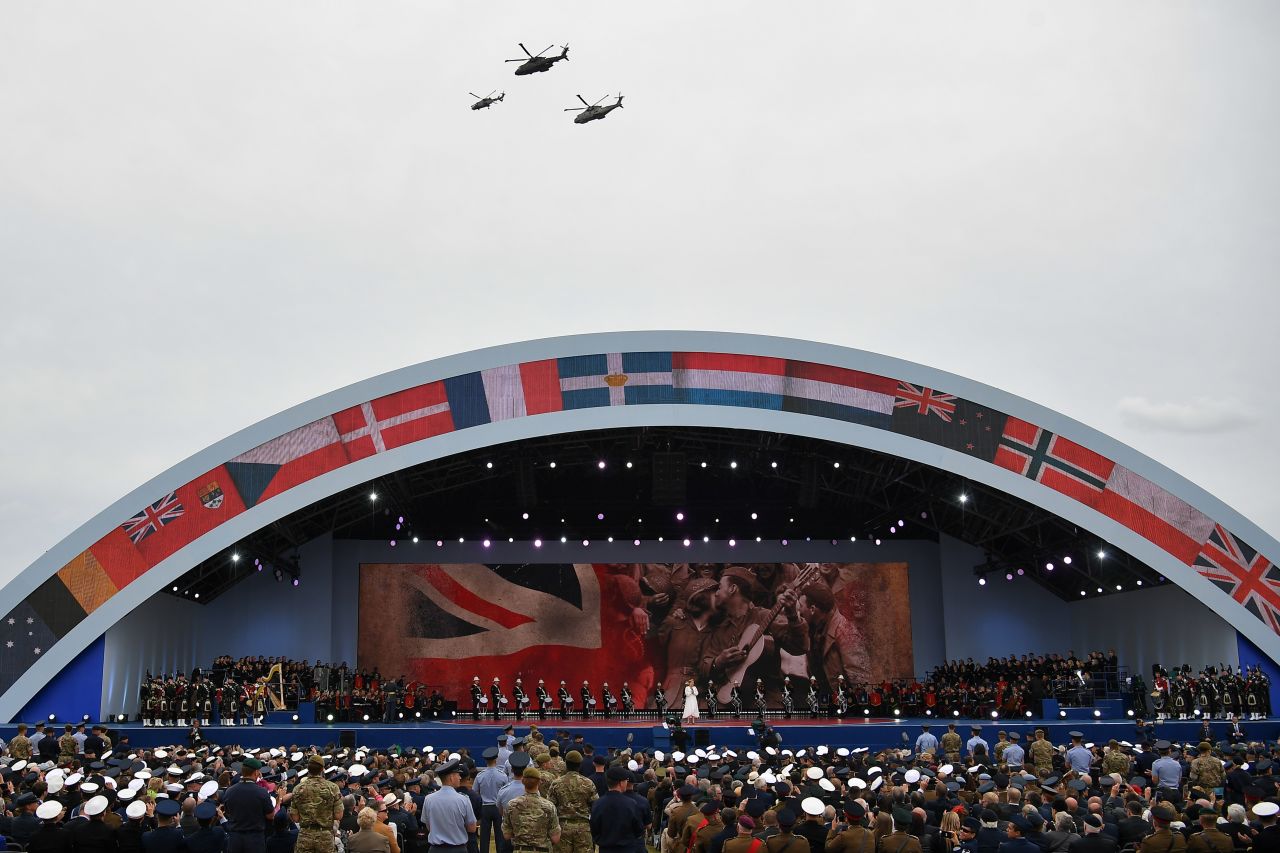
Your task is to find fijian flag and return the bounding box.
[890,386,1009,463]
[993,417,1116,508]
[1194,525,1280,633]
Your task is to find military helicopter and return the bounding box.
[505,43,569,76]
[564,93,624,124]
[469,91,504,110]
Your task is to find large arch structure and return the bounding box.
[2,331,1277,722]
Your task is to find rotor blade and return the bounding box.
[577,95,591,107]
[504,59,525,62]
[469,93,481,99]
[487,90,497,98]
[563,107,585,112]
[592,95,608,106]
[519,43,533,57]
[534,44,554,57]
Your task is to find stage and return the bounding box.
[39,716,1280,753]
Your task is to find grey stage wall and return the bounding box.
[100,534,1241,717]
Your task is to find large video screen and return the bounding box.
[358,562,912,706]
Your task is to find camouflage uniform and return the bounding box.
[1029,736,1055,773]
[548,756,567,777]
[8,734,31,760]
[290,772,342,853]
[940,731,962,761]
[535,754,560,784]
[58,733,78,762]
[503,790,560,852]
[1190,754,1225,790]
[1102,749,1130,779]
[546,770,597,853]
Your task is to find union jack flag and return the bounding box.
[1194,524,1280,633]
[122,493,184,544]
[894,383,957,422]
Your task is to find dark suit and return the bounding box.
[68,818,120,853]
[1249,825,1280,853]
[999,840,1043,853]
[1067,836,1117,853]
[1118,819,1152,847]
[26,824,74,853]
[142,826,190,853]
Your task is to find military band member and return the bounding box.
[492,677,507,721]
[536,680,553,721]
[620,682,634,716]
[834,675,849,717]
[728,681,743,718]
[705,680,719,719]
[807,677,821,719]
[654,685,668,717]
[756,679,770,719]
[558,681,573,720]
[780,677,792,719]
[601,683,617,718]
[472,676,485,720]
[514,679,530,721]
[580,681,594,719]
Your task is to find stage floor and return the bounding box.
[65,716,1280,753]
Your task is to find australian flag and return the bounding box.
[890,383,1009,462]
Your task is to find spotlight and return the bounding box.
[607,537,614,543]
[1080,591,1086,596]
[1005,573,1013,581]
[172,585,178,592]
[1116,584,1122,591]
[398,712,404,720]
[863,708,870,716]
[48,714,55,722]
[1063,556,1072,565]
[771,461,778,468]
[597,513,605,520]
[483,539,491,548]
[1045,563,1054,571]
[231,553,240,562]
[751,512,758,520]
[549,461,556,468]
[486,461,493,469]
[326,714,335,722]
[1094,710,1102,718]
[363,714,370,722]
[702,536,709,543]
[582,539,589,546]
[1136,580,1143,586]
[436,540,443,547]
[82,714,90,722]
[292,578,300,587]
[1016,568,1025,576]
[676,512,684,521]
[597,460,606,469]
[978,578,987,586]
[194,592,200,599]
[991,710,999,719]
[889,526,896,534]
[893,709,900,717]
[369,491,377,501]
[626,461,633,469]
[117,714,126,722]
[634,539,640,546]
[522,512,529,520]
[898,520,904,527]
[1097,587,1103,593]
[781,539,789,546]
[1059,710,1067,718]
[952,710,960,717]
[925,709,932,716]
[1097,550,1106,559]
[412,537,419,543]
[729,539,736,547]
[292,714,299,723]
[683,539,691,547]
[700,461,707,468]
[833,462,840,468]
[1025,711,1033,718]
[756,536,761,542]
[414,711,421,719]
[875,539,881,546]
[534,539,543,548]
[1127,709,1135,717]
[390,540,396,547]
[730,461,737,469]
[958,494,968,504]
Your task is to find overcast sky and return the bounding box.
[2,1,1278,587]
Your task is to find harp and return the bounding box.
[260,663,286,710]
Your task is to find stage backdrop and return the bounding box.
[357,562,912,706]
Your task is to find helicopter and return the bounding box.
[469,91,505,110]
[564,93,624,124]
[505,43,569,76]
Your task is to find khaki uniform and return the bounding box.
[290,773,342,853]
[766,831,804,853]
[667,802,700,845]
[546,770,596,853]
[876,831,924,853]
[723,834,762,853]
[1029,738,1055,773]
[826,825,876,853]
[940,731,962,761]
[1189,755,1225,789]
[1102,749,1130,779]
[1139,828,1188,853]
[9,734,31,760]
[690,819,724,853]
[503,791,561,852]
[59,733,79,762]
[1187,828,1233,853]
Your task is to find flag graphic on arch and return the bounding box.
[1194,525,1280,633]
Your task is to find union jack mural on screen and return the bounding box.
[4,339,1279,701]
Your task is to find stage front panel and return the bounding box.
[357,562,912,706]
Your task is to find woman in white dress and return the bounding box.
[682,677,700,723]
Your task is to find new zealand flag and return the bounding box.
[890,385,1009,463]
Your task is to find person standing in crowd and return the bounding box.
[143,799,188,853]
[546,750,598,853]
[28,801,70,853]
[1138,805,1186,853]
[590,766,646,853]
[915,725,938,758]
[422,758,477,853]
[501,767,561,853]
[222,757,276,853]
[289,754,342,853]
[346,809,390,853]
[475,747,508,853]
[1002,733,1024,770]
[9,723,32,760]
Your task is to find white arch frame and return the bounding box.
[3,330,1276,722]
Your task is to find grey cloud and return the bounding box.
[1116,396,1254,434]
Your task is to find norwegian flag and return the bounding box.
[993,417,1115,507]
[121,493,184,544]
[1194,525,1280,633]
[894,383,957,422]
